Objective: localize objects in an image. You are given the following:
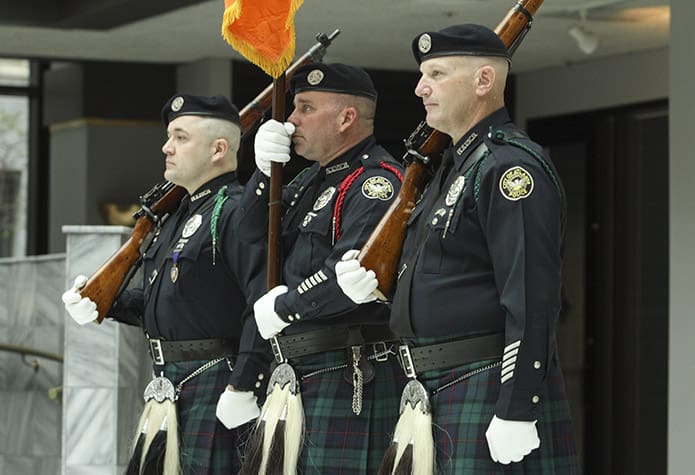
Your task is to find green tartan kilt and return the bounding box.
[416,356,581,474]
[151,359,253,475]
[288,347,408,474]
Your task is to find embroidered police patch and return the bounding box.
[181,214,202,237]
[499,166,534,201]
[313,186,336,211]
[362,176,394,201]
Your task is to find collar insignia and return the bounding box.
[326,162,349,175]
[190,189,211,202]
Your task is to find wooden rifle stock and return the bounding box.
[358,0,545,299]
[80,30,341,322]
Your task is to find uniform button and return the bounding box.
[431,217,439,225]
[362,154,369,159]
[259,182,265,189]
[290,201,296,206]
[533,361,542,369]
[255,381,261,388]
[532,395,540,404]
[295,313,301,320]
[255,188,262,196]
[257,373,264,380]
[287,315,294,322]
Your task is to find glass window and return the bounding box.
[0,95,29,257]
[0,59,30,87]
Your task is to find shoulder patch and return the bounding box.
[499,166,534,201]
[362,176,394,201]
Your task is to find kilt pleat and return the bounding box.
[290,348,408,474]
[416,358,581,474]
[155,359,252,474]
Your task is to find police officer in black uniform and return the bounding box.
[238,64,407,474]
[336,26,580,473]
[62,94,270,474]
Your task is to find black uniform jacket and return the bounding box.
[237,136,404,334]
[108,172,271,394]
[393,108,567,420]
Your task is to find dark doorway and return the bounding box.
[527,100,669,474]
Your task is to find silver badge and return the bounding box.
[418,33,432,54]
[313,186,336,211]
[181,214,202,238]
[171,96,184,112]
[445,176,466,206]
[307,69,325,86]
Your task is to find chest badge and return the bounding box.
[445,176,466,206]
[362,176,394,201]
[499,166,534,201]
[313,186,336,211]
[181,214,202,238]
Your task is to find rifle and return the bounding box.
[358,0,544,300]
[80,30,341,323]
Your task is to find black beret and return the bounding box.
[161,94,240,128]
[290,63,377,100]
[412,24,511,65]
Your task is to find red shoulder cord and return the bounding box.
[332,162,404,243]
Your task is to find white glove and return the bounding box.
[61,275,98,325]
[254,119,295,177]
[335,250,378,304]
[253,285,290,339]
[485,415,540,464]
[216,387,260,429]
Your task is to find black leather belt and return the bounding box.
[147,338,238,365]
[270,325,397,363]
[398,332,505,378]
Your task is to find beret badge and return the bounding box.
[307,69,325,86]
[171,96,184,112]
[418,33,432,54]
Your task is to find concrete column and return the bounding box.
[62,225,150,475]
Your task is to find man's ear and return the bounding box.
[337,106,358,133]
[211,138,230,162]
[475,65,496,96]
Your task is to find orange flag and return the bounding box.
[221,0,303,78]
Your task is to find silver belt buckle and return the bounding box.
[372,342,389,362]
[149,338,165,365]
[398,344,417,378]
[270,336,286,364]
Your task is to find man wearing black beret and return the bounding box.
[62,93,271,473]
[336,25,580,473]
[236,63,407,473]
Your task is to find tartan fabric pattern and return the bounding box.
[289,347,408,474]
[415,356,580,474]
[155,359,252,474]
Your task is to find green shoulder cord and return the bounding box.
[484,126,565,203]
[210,185,229,265]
